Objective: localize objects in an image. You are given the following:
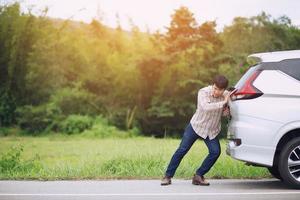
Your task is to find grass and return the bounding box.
[0,135,270,180]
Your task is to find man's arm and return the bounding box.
[222,89,236,116]
[198,89,232,111]
[198,91,226,111]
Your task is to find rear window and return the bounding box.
[235,65,259,89]
[278,59,300,81]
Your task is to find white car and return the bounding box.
[226,50,300,188]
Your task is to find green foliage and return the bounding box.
[16,103,61,134]
[165,6,199,53]
[221,12,300,57]
[50,87,97,116]
[0,138,270,179]
[101,155,165,176]
[0,127,22,136]
[1,3,300,138]
[0,3,40,106]
[0,90,16,126]
[106,107,139,131]
[58,115,94,135]
[81,116,139,138]
[0,145,23,173]
[0,145,41,174]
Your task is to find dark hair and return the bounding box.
[213,75,228,89]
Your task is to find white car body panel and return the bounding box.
[248,50,300,62]
[227,57,300,167]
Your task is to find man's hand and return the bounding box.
[224,92,231,103]
[223,106,230,117]
[224,88,237,103]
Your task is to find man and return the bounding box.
[161,75,231,186]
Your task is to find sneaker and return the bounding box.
[161,176,172,186]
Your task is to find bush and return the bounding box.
[15,87,98,135]
[50,87,98,116]
[16,103,61,134]
[58,115,94,134]
[0,145,41,174]
[0,127,22,136]
[81,116,139,138]
[0,146,23,173]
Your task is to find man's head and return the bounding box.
[212,75,228,98]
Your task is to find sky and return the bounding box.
[4,0,300,32]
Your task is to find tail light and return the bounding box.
[231,70,263,101]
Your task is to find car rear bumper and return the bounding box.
[226,140,274,167]
[226,115,281,167]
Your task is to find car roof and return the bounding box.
[247,50,300,63]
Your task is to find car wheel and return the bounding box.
[267,166,282,180]
[278,137,300,188]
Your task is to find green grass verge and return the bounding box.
[0,135,270,180]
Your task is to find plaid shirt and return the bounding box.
[190,85,228,140]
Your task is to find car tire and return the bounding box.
[278,137,300,189]
[267,166,282,180]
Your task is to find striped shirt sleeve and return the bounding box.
[198,90,226,111]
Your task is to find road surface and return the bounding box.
[1,179,299,200]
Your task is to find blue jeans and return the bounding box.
[165,123,221,177]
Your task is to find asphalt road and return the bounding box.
[1,179,300,200]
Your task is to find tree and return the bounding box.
[0,3,37,124]
[165,6,200,53]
